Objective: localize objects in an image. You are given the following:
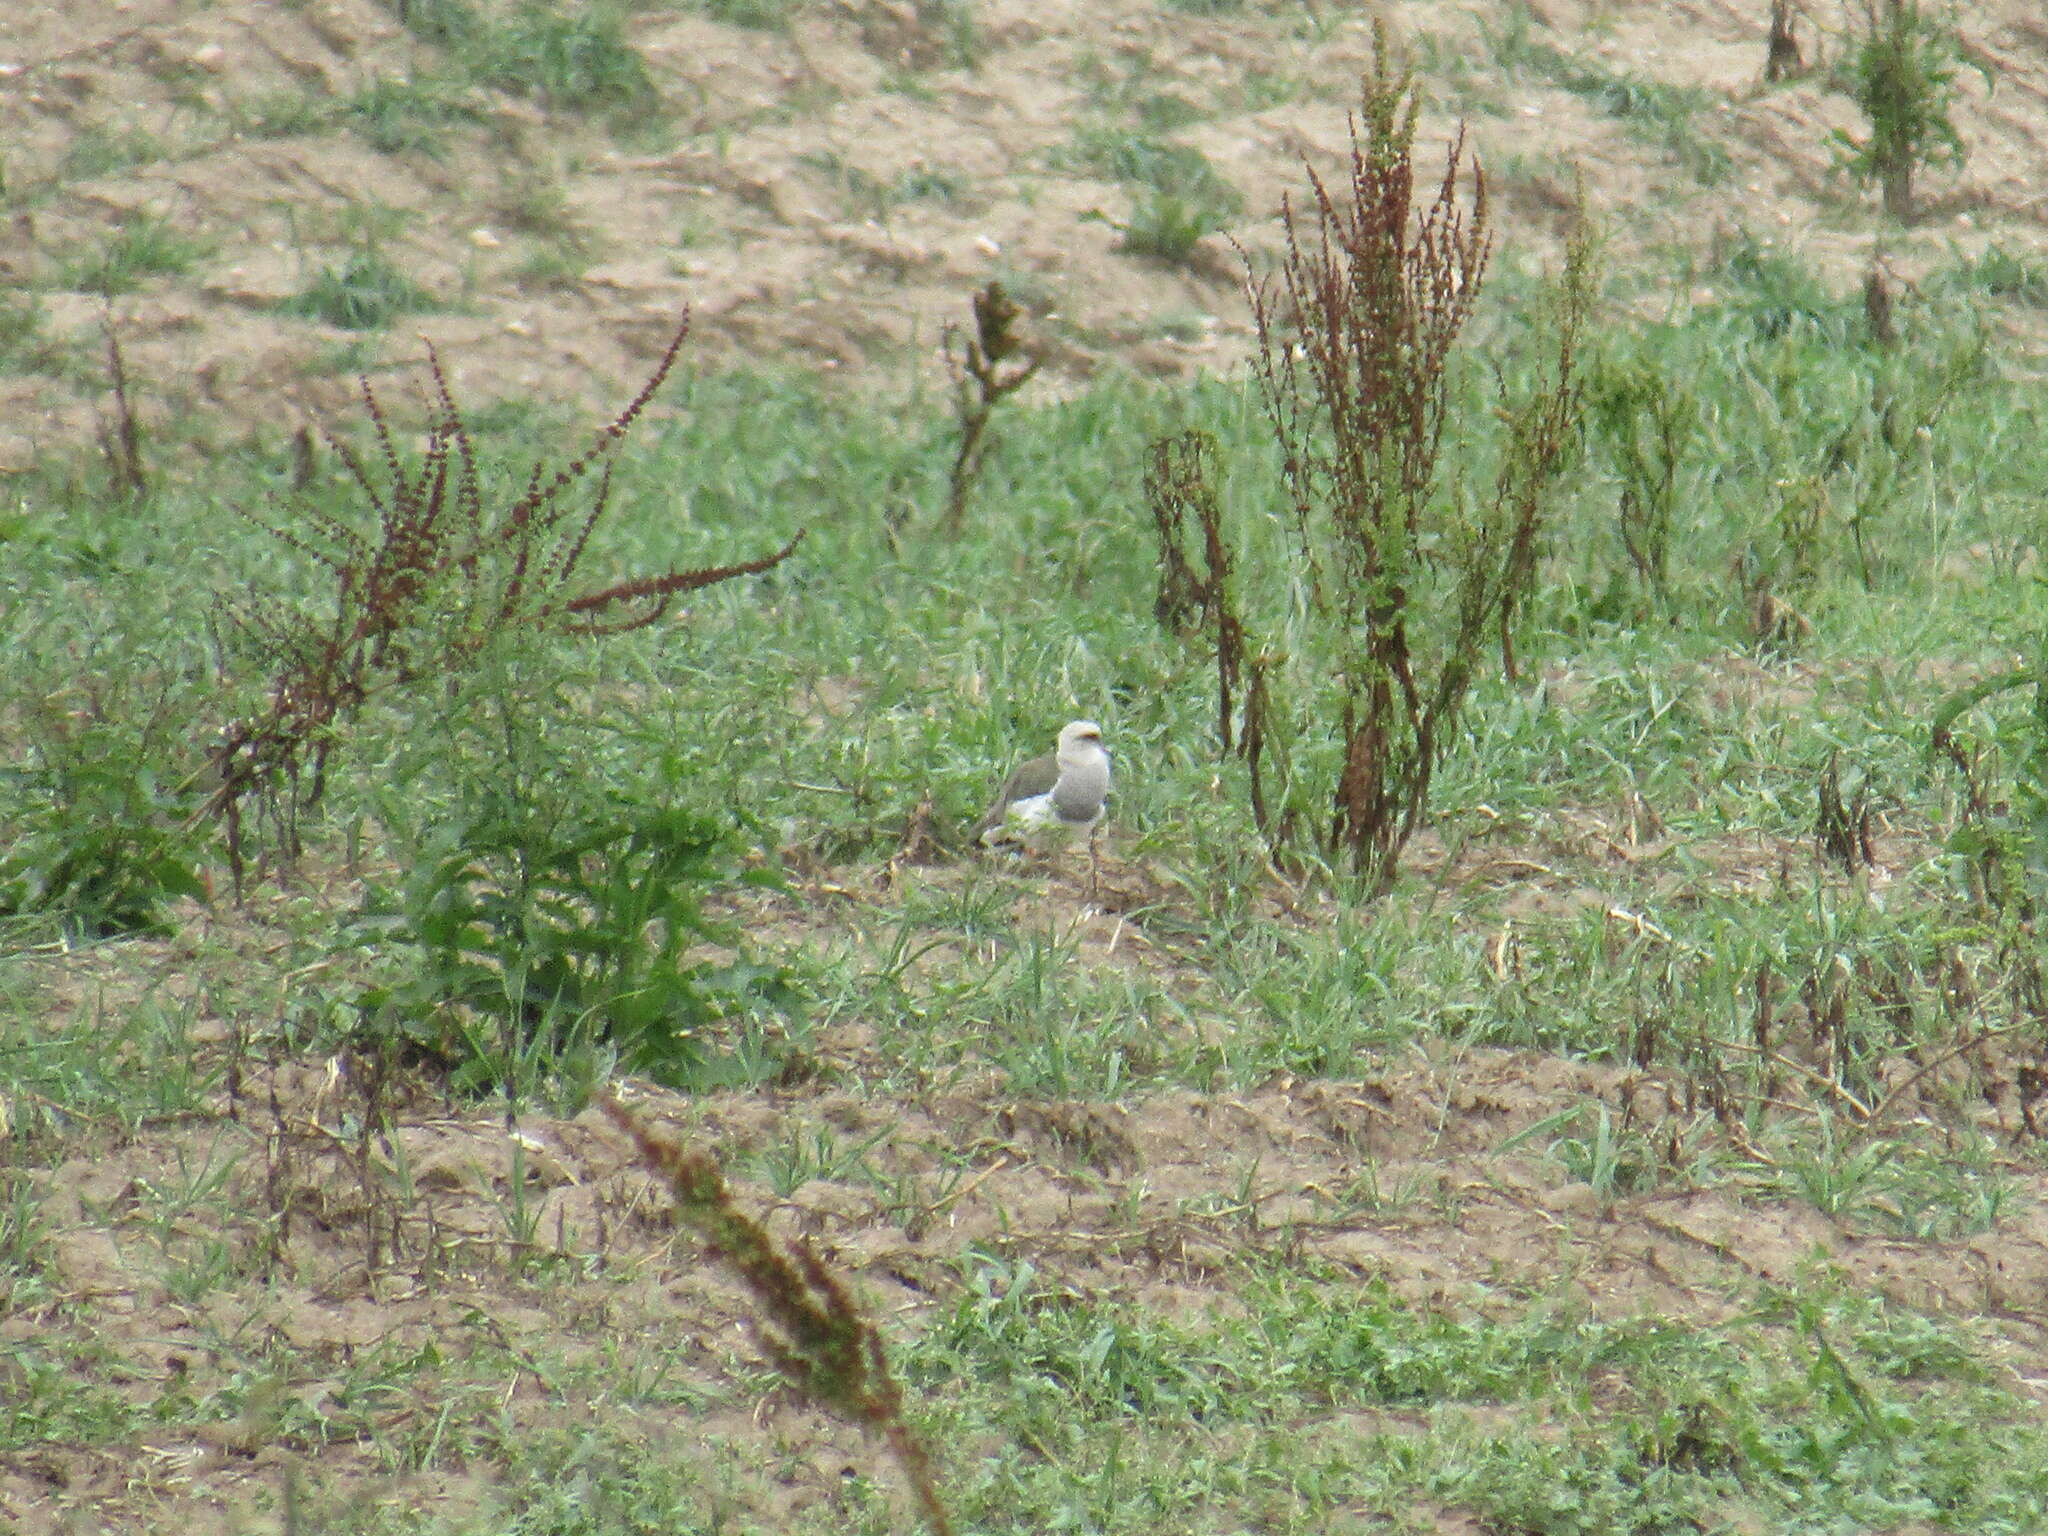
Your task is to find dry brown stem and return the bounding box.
[598,1093,955,1536]
[942,280,1040,535]
[98,315,146,500]
[207,311,803,891]
[1766,0,1805,81]
[1145,431,1249,744]
[1247,25,1492,888]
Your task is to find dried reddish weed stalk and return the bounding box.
[209,312,802,890]
[1244,25,1591,890]
[1248,28,1489,887]
[942,279,1040,535]
[598,1094,955,1536]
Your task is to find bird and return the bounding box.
[973,719,1112,888]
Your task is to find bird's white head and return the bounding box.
[1056,720,1107,766]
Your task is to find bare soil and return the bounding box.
[3,0,2045,470]
[10,944,2048,1532]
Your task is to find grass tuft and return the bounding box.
[58,215,212,297]
[275,250,440,331]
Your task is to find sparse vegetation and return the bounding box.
[1144,427,1259,773]
[356,798,793,1103]
[1590,353,1698,613]
[221,87,342,142]
[1933,641,2048,928]
[0,725,209,940]
[942,279,1041,534]
[1053,125,1246,221]
[207,314,801,889]
[913,0,983,69]
[1101,188,1232,264]
[0,293,49,373]
[489,165,602,284]
[1937,241,2048,305]
[57,215,213,297]
[687,0,801,31]
[56,124,170,183]
[7,259,2048,1522]
[396,0,658,115]
[798,150,964,223]
[338,72,475,155]
[1484,1,1730,183]
[603,1096,956,1535]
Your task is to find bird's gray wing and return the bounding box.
[973,753,1059,840]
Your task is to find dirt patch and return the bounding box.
[4,1,2045,470]
[10,1035,2048,1529]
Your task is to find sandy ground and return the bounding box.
[2,0,2044,471]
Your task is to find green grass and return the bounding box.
[275,250,440,329]
[0,974,217,1149]
[122,1264,2039,1535]
[1050,123,1245,261]
[0,292,48,374]
[490,166,603,285]
[222,87,345,141]
[489,167,594,243]
[1483,2,1731,184]
[341,73,485,156]
[5,245,2048,1531]
[472,3,658,113]
[57,215,213,296]
[1936,242,2048,307]
[685,0,801,29]
[797,151,967,222]
[301,334,386,376]
[57,124,171,182]
[1105,189,1231,263]
[1051,125,1245,215]
[394,0,657,113]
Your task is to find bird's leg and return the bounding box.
[1086,823,1101,902]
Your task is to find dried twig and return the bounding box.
[942,281,1040,535]
[599,1094,955,1536]
[99,315,146,500]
